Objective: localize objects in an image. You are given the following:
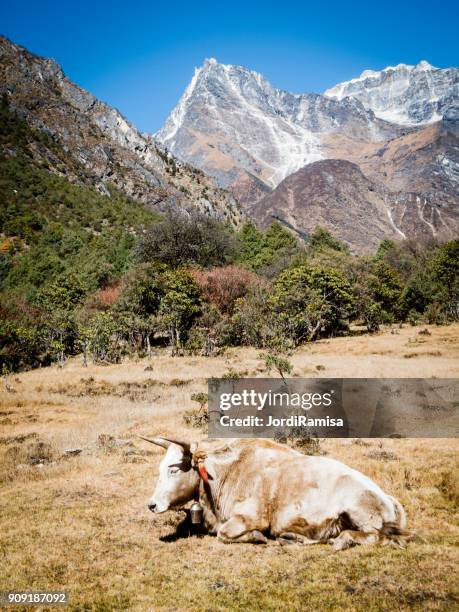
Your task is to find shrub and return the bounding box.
[431,240,459,320]
[114,263,166,318]
[308,226,349,253]
[185,303,228,356]
[270,265,355,343]
[87,283,122,311]
[260,350,293,380]
[236,220,299,272]
[230,283,277,347]
[190,265,259,314]
[137,210,236,268]
[158,269,201,353]
[183,392,209,430]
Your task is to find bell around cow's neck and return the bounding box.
[190,501,203,524]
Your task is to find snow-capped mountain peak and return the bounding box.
[158,59,277,149]
[324,61,458,125]
[153,56,459,247]
[415,60,435,70]
[156,58,401,195]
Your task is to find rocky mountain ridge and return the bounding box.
[157,57,458,249]
[156,58,408,202]
[156,59,458,192]
[0,36,242,225]
[324,61,458,126]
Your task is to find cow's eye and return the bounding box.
[168,466,180,476]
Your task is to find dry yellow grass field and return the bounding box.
[1,324,458,611]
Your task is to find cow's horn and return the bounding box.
[161,437,191,452]
[137,435,190,451]
[137,435,170,449]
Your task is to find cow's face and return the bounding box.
[147,441,199,513]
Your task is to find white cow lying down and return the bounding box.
[142,437,409,550]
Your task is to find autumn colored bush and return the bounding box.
[190,265,259,314]
[96,284,122,308]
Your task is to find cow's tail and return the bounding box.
[378,522,413,547]
[379,497,413,547]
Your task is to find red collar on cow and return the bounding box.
[197,462,209,484]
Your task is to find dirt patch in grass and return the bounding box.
[169,378,191,387]
[366,448,399,461]
[49,377,164,401]
[404,351,442,359]
[0,436,57,483]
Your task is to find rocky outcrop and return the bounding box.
[0,36,242,225]
[249,160,459,253]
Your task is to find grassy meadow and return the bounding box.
[0,323,458,611]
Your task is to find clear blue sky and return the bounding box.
[2,0,458,133]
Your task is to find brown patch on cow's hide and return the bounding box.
[360,489,386,515]
[335,474,354,488]
[283,512,357,541]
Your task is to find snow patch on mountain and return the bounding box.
[324,61,458,125]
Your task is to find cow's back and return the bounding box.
[230,444,399,532]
